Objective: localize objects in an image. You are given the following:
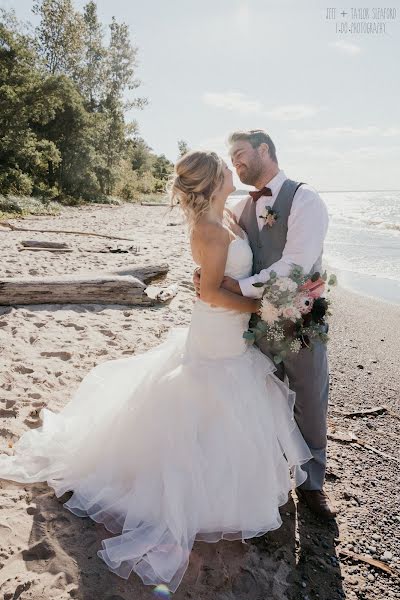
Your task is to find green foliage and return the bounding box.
[0,2,170,211]
[177,139,190,157]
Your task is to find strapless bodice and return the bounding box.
[187,235,254,359]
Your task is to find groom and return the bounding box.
[194,129,337,520]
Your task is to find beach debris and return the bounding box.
[340,406,388,418]
[338,549,398,576]
[19,247,73,253]
[106,244,139,254]
[0,221,136,242]
[21,240,70,249]
[0,264,169,307]
[109,264,169,284]
[156,284,179,303]
[328,429,400,464]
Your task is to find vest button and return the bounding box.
[257,242,263,249]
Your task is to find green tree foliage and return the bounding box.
[0,3,171,205]
[177,139,190,157]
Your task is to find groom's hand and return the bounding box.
[221,276,242,295]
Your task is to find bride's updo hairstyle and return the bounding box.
[168,150,224,229]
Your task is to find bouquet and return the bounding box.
[243,266,337,364]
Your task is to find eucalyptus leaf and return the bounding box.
[243,331,256,342]
[328,274,337,286]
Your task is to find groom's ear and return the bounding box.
[259,142,269,158]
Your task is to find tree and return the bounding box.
[152,154,173,182]
[80,1,106,108]
[177,139,190,157]
[32,0,85,79]
[0,2,151,202]
[0,21,61,196]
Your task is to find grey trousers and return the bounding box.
[256,331,330,491]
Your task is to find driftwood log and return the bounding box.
[19,247,73,253]
[21,240,70,249]
[0,264,169,306]
[110,264,169,284]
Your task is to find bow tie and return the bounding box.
[249,187,273,202]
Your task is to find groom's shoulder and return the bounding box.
[292,182,328,217]
[294,182,325,204]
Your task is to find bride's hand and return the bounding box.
[221,276,241,295]
[193,267,201,297]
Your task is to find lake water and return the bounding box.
[228,190,400,305]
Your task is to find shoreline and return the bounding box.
[323,261,400,306]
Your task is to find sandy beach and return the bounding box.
[0,203,399,600]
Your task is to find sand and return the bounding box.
[0,203,399,600]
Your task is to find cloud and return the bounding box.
[264,105,319,121]
[330,40,362,55]
[203,92,320,121]
[233,1,251,29]
[203,92,262,114]
[289,126,400,140]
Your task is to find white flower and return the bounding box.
[261,299,280,324]
[294,293,314,315]
[279,305,302,322]
[276,277,297,293]
[289,339,302,353]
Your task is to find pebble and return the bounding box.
[372,534,381,542]
[381,550,393,560]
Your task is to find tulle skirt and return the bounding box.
[0,327,312,593]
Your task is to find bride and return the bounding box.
[0,150,313,594]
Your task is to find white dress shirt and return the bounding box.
[230,169,329,298]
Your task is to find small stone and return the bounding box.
[357,364,364,369]
[301,581,307,588]
[372,534,381,542]
[382,550,393,561]
[367,574,375,582]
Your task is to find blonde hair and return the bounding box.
[167,150,224,229]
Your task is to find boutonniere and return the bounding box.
[259,206,279,227]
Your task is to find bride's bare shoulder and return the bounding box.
[190,222,230,264]
[191,221,230,248]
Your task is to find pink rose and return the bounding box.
[265,214,276,227]
[300,277,325,299]
[280,306,302,322]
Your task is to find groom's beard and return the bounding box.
[237,160,263,186]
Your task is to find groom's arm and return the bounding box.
[237,186,329,299]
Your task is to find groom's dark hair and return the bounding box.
[228,129,278,163]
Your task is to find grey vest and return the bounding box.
[238,178,322,277]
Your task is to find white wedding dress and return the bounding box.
[0,233,312,593]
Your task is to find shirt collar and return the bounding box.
[259,169,286,196]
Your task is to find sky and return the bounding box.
[2,0,400,191]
